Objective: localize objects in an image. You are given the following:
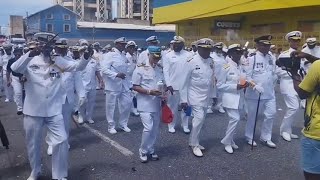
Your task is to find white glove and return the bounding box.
[253,85,264,94]
[79,97,86,107]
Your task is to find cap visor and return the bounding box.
[290,37,301,40]
[198,45,212,48]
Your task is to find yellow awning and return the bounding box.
[154,0,320,24]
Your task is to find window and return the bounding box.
[64,14,70,20]
[46,13,53,19]
[46,24,53,32]
[64,24,71,32]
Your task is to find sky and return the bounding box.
[0,0,53,34]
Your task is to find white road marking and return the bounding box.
[83,124,134,157]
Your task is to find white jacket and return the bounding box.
[101,48,131,92]
[163,50,192,90]
[276,48,298,96]
[11,52,89,117]
[180,53,215,107]
[216,59,245,109]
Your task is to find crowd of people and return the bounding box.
[0,30,320,180]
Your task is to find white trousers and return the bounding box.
[280,94,299,134]
[11,76,23,111]
[167,91,189,129]
[80,89,96,121]
[2,73,13,100]
[214,91,223,109]
[139,112,160,154]
[105,90,132,129]
[189,106,207,147]
[24,115,68,179]
[245,99,276,141]
[221,108,240,145]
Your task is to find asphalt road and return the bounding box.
[0,89,305,180]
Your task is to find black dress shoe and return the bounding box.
[17,111,23,115]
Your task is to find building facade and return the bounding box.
[26,4,175,46]
[55,0,153,23]
[154,0,320,50]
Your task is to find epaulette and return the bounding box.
[223,64,230,69]
[137,63,146,67]
[187,57,193,62]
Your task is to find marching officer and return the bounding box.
[11,33,91,180]
[2,43,14,102]
[217,44,248,154]
[125,40,139,116]
[163,36,192,134]
[101,37,132,134]
[46,39,86,155]
[132,46,164,163]
[180,38,215,157]
[6,46,24,115]
[244,35,277,148]
[78,39,104,124]
[277,31,302,142]
[301,37,320,73]
[211,42,228,114]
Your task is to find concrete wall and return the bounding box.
[10,15,24,37]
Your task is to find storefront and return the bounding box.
[154,0,320,49]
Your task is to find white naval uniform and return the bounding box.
[212,51,228,110]
[132,60,163,154]
[244,51,277,142]
[180,53,215,147]
[93,50,103,89]
[2,54,14,101]
[163,49,192,130]
[101,48,132,129]
[11,52,89,179]
[301,46,320,72]
[6,58,24,111]
[79,58,100,122]
[277,48,300,135]
[217,59,245,146]
[126,52,138,110]
[61,56,86,138]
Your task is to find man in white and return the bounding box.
[277,31,302,142]
[180,38,215,157]
[137,36,160,65]
[6,47,24,115]
[244,35,277,148]
[1,43,14,102]
[126,40,139,116]
[132,46,163,163]
[101,37,132,134]
[11,33,90,180]
[211,42,227,114]
[163,36,192,134]
[78,39,104,124]
[217,44,248,154]
[301,37,320,73]
[47,39,86,155]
